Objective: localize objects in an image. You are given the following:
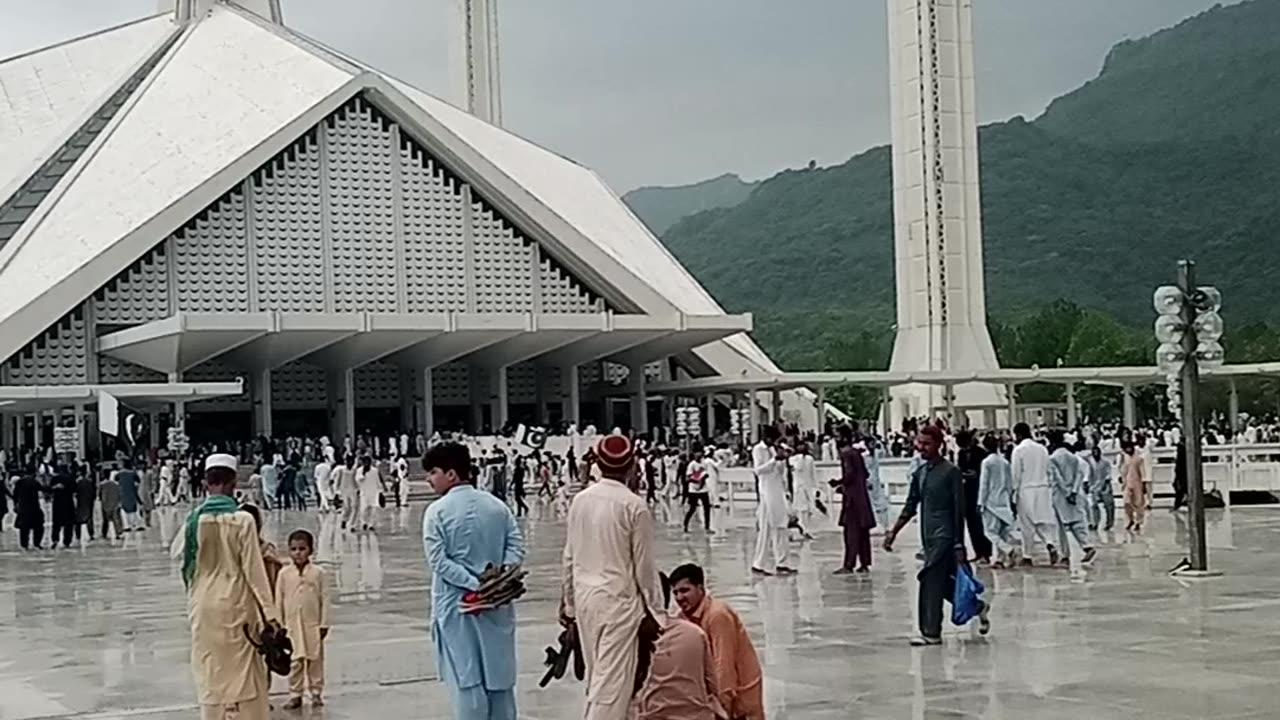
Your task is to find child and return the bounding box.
[275,529,330,709]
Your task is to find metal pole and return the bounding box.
[1179,260,1208,572]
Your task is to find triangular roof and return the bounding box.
[0,1,781,380]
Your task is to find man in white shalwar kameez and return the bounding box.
[1010,423,1060,566]
[561,435,662,720]
[175,453,281,720]
[787,442,818,539]
[752,425,795,575]
[313,457,333,513]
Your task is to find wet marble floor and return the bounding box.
[0,498,1277,719]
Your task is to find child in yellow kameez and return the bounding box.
[275,529,330,708]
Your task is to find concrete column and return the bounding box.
[629,364,648,434]
[1228,380,1240,441]
[815,386,826,434]
[168,372,186,435]
[748,390,760,444]
[491,367,509,431]
[469,368,487,434]
[34,409,45,451]
[148,412,160,449]
[705,394,716,438]
[1122,384,1136,429]
[944,384,956,423]
[252,368,273,438]
[1006,383,1018,429]
[421,368,435,437]
[326,368,354,443]
[770,389,782,424]
[76,404,88,459]
[882,386,893,437]
[398,367,416,432]
[1065,382,1078,428]
[561,365,581,427]
[533,366,547,425]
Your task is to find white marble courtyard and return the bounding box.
[0,499,1276,719]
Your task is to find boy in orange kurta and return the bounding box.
[275,529,331,709]
[672,563,764,720]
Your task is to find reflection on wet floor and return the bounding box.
[0,500,1276,719]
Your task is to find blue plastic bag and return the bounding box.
[951,563,985,626]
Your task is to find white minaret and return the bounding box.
[450,0,503,125]
[886,0,1003,425]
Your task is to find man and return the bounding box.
[1172,439,1188,512]
[1087,444,1115,531]
[976,435,1017,568]
[422,442,524,719]
[636,574,723,720]
[13,472,45,550]
[1047,430,1096,566]
[955,431,993,562]
[260,458,278,510]
[75,468,97,541]
[1120,442,1147,532]
[787,442,817,540]
[313,455,333,513]
[357,455,383,531]
[139,462,156,528]
[561,434,662,720]
[178,453,281,720]
[395,453,411,508]
[671,563,763,720]
[117,461,141,532]
[683,448,713,534]
[834,427,875,573]
[99,470,124,540]
[884,426,990,646]
[1010,423,1059,566]
[751,426,794,576]
[49,465,78,548]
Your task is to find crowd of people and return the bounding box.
[0,409,1234,719]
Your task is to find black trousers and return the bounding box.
[515,494,528,517]
[842,523,871,570]
[19,513,44,549]
[683,493,711,531]
[75,518,96,540]
[963,477,993,559]
[52,518,74,547]
[918,555,957,639]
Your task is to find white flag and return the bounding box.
[98,391,120,437]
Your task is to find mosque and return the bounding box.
[0,0,811,454]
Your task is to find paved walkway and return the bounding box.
[0,498,1274,719]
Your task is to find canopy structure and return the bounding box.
[0,380,244,413]
[96,311,751,375]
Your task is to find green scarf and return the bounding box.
[182,494,240,589]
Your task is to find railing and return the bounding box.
[716,443,1280,510]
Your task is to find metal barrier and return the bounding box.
[717,443,1280,510]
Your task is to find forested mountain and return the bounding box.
[652,0,1280,388]
[622,173,757,235]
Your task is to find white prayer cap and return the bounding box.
[204,453,238,471]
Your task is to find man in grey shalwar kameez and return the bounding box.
[885,426,991,646]
[1046,430,1096,566]
[976,435,1017,567]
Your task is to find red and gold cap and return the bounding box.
[595,434,635,476]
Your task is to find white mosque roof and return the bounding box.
[0,14,174,201]
[0,1,781,381]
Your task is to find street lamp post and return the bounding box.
[1154,259,1225,574]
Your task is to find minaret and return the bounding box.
[886,0,1003,424]
[449,0,503,125]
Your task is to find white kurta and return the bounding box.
[753,442,789,529]
[787,453,817,515]
[357,467,382,509]
[1011,439,1056,526]
[562,478,661,717]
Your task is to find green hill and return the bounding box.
[658,0,1280,373]
[622,173,757,235]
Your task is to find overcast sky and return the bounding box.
[3,0,1239,191]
